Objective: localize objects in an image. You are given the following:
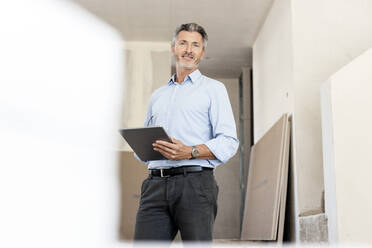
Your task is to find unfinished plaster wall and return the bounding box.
[254,0,372,242]
[252,0,293,143]
[121,42,171,150]
[252,0,296,241]
[291,0,372,218]
[321,48,372,244]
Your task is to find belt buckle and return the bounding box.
[160,168,170,178]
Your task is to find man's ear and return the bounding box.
[200,49,206,60]
[171,45,175,56]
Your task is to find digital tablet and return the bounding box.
[119,126,172,161]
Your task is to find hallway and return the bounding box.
[1,0,372,246]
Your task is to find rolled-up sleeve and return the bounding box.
[204,83,239,164]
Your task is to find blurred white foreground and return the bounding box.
[0,0,123,247]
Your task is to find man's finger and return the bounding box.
[154,144,176,155]
[154,147,172,159]
[154,145,173,156]
[155,140,177,149]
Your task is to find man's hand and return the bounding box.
[153,137,192,160]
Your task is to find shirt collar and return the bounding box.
[168,69,202,85]
[168,74,176,85]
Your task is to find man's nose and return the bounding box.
[186,44,192,53]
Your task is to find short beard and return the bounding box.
[175,53,201,70]
[176,61,199,70]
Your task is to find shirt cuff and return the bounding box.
[204,135,239,164]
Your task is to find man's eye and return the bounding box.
[193,44,199,47]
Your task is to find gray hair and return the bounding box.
[171,23,208,49]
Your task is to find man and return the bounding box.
[134,23,239,242]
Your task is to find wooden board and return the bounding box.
[241,114,290,240]
[277,118,291,243]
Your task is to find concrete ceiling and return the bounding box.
[74,0,274,78]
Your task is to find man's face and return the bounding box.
[172,31,205,70]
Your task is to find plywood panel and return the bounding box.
[214,153,241,238]
[241,114,289,240]
[277,118,291,243]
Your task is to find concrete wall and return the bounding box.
[321,48,372,244]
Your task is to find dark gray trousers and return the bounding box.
[134,169,219,242]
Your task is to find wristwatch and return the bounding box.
[191,146,199,159]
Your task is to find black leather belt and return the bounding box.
[149,166,213,178]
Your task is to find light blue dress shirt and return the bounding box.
[137,69,239,169]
